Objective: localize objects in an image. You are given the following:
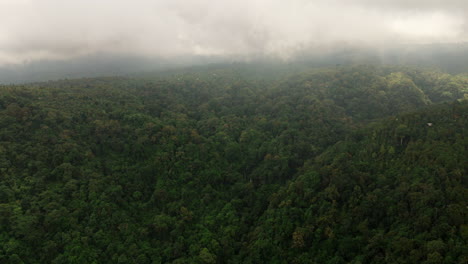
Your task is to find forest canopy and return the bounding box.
[0,65,466,263]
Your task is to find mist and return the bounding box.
[1,0,467,83]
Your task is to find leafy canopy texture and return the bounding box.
[0,65,466,263]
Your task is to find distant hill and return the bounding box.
[1,43,467,84]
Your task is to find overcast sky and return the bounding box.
[0,0,467,65]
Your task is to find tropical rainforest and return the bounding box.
[0,65,466,263]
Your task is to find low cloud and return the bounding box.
[0,0,467,65]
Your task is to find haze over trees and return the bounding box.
[0,65,466,263]
[1,1,468,263]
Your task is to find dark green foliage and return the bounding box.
[247,100,467,263]
[0,65,466,263]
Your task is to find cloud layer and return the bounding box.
[0,0,467,65]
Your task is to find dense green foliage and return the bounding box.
[246,102,467,263]
[0,65,466,263]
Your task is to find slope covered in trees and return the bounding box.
[0,65,466,263]
[245,101,467,264]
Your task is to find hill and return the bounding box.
[0,65,466,263]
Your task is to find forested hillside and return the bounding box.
[0,65,466,263]
[245,101,467,263]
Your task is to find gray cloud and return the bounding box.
[0,0,467,65]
